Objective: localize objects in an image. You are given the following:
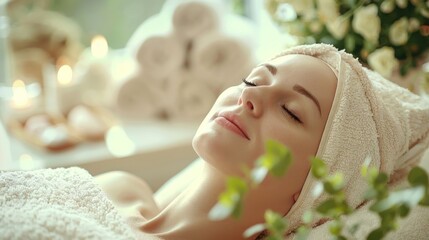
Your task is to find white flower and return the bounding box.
[408,18,420,32]
[309,20,323,33]
[368,47,399,78]
[421,8,429,18]
[283,0,314,15]
[327,17,350,39]
[352,4,381,43]
[381,0,395,13]
[389,17,409,46]
[276,3,297,21]
[396,0,408,8]
[317,0,339,23]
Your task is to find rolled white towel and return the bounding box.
[110,71,166,120]
[136,34,185,80]
[126,14,172,57]
[126,14,185,80]
[167,70,217,121]
[190,31,253,91]
[166,0,221,41]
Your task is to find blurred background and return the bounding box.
[0,0,428,190]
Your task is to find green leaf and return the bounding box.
[316,198,337,215]
[370,186,425,213]
[210,176,248,220]
[251,166,269,185]
[265,210,287,237]
[243,223,266,238]
[226,176,248,195]
[302,210,313,224]
[374,172,388,186]
[295,226,310,240]
[398,204,410,217]
[311,157,327,179]
[360,156,372,177]
[420,194,429,206]
[264,140,293,177]
[368,228,385,240]
[345,34,356,52]
[208,202,234,221]
[324,173,345,194]
[408,166,429,187]
[328,220,343,236]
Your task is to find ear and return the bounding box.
[293,192,300,202]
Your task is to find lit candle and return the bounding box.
[74,35,112,106]
[56,64,81,114]
[11,79,31,109]
[7,79,42,121]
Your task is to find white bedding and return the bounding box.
[0,167,135,239]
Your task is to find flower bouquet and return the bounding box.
[265,0,429,93]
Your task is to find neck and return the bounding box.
[140,163,266,240]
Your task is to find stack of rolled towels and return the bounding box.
[110,0,256,121]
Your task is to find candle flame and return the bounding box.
[12,79,30,108]
[91,35,108,58]
[57,65,73,85]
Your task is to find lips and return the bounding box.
[215,112,250,140]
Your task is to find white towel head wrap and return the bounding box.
[271,43,429,233]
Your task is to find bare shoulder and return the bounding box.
[95,171,160,218]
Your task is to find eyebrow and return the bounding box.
[293,84,322,117]
[258,63,277,75]
[257,63,321,116]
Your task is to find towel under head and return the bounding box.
[271,43,429,232]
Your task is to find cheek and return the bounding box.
[261,122,319,162]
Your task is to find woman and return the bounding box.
[96,44,429,239]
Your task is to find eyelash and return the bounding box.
[282,106,302,123]
[242,78,256,86]
[241,79,302,124]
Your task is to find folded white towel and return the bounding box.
[190,31,253,90]
[110,71,166,120]
[273,44,429,234]
[0,167,135,239]
[126,14,185,80]
[166,70,217,120]
[136,34,185,80]
[164,0,221,41]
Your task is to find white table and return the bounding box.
[1,119,200,190]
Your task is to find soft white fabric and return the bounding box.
[166,0,220,41]
[111,71,166,119]
[0,167,135,239]
[166,70,217,120]
[190,31,252,90]
[134,34,185,80]
[273,44,429,233]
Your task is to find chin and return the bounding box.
[193,133,260,176]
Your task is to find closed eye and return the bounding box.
[242,78,256,87]
[282,106,302,124]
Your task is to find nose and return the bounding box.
[238,87,262,117]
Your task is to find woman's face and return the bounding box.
[193,54,337,183]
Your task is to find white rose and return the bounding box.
[275,3,297,21]
[284,0,314,15]
[317,0,339,23]
[389,17,409,46]
[408,18,420,32]
[396,0,408,8]
[352,4,381,43]
[367,47,399,78]
[381,0,395,13]
[327,17,349,39]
